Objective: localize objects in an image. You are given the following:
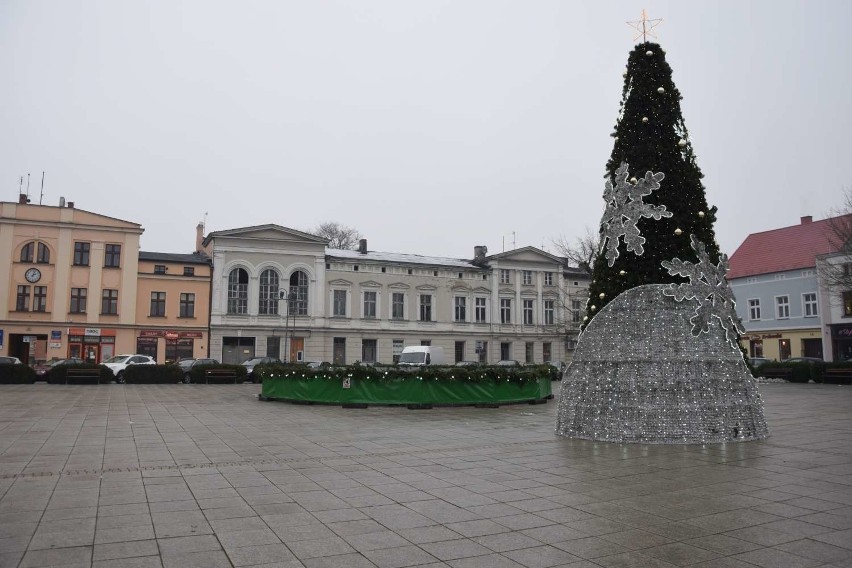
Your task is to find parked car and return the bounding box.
[102,354,156,379]
[35,357,84,378]
[455,361,480,367]
[242,356,282,381]
[785,357,823,364]
[177,358,220,382]
[0,356,23,365]
[748,357,771,368]
[496,360,521,367]
[305,361,331,369]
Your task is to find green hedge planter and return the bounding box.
[261,374,552,406]
[0,365,37,384]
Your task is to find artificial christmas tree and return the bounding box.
[556,37,768,444]
[584,42,720,326]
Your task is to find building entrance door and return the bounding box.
[289,338,304,363]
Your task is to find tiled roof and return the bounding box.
[139,251,211,264]
[728,215,849,279]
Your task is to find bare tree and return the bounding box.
[817,187,852,292]
[551,226,600,276]
[313,222,363,250]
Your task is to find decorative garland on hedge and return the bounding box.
[256,363,555,385]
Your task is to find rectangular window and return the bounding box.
[363,291,377,318]
[70,287,87,314]
[500,298,512,324]
[183,266,195,276]
[500,342,511,361]
[544,272,554,286]
[73,242,90,266]
[525,342,534,363]
[455,341,465,363]
[523,299,534,325]
[571,299,582,323]
[180,293,195,318]
[333,337,346,365]
[419,294,432,321]
[499,269,511,284]
[544,300,555,325]
[150,292,166,317]
[748,299,761,321]
[393,339,404,363]
[102,289,118,315]
[454,296,466,322]
[16,285,30,311]
[392,293,405,319]
[543,342,552,362]
[522,271,533,285]
[776,296,790,319]
[361,339,377,364]
[844,291,852,317]
[154,265,166,275]
[476,340,488,363]
[104,244,121,268]
[333,290,347,317]
[475,297,486,323]
[33,286,47,312]
[420,340,431,346]
[803,293,818,317]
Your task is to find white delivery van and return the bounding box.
[398,346,446,366]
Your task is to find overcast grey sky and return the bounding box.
[2,1,850,261]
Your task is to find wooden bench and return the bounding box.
[823,369,852,385]
[203,368,239,384]
[65,367,103,385]
[761,368,793,381]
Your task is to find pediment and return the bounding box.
[329,279,353,287]
[498,288,515,295]
[486,246,563,266]
[472,286,491,294]
[388,282,411,290]
[416,284,437,292]
[451,283,472,292]
[204,224,327,246]
[360,280,382,288]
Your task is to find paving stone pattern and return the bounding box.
[0,382,850,567]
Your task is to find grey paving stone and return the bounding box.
[224,543,297,566]
[20,545,93,568]
[93,540,160,561]
[286,535,355,559]
[161,549,232,568]
[361,545,440,568]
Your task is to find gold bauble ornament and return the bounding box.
[642,117,649,123]
[698,211,705,218]
[598,293,605,299]
[619,270,626,276]
[674,228,683,236]
[630,177,637,183]
[657,87,665,94]
[646,50,654,56]
[678,139,687,147]
[591,305,597,311]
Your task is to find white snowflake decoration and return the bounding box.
[662,234,744,344]
[600,162,672,267]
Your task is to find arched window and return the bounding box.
[289,271,309,315]
[37,243,50,263]
[258,269,279,315]
[20,242,34,262]
[227,268,249,314]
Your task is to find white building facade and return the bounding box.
[203,225,588,365]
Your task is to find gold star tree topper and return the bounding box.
[627,9,663,43]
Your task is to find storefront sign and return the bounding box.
[0,329,4,348]
[49,342,62,349]
[832,326,852,338]
[84,328,101,336]
[22,336,37,343]
[181,331,203,338]
[51,330,62,340]
[164,331,180,341]
[69,327,116,337]
[139,330,165,337]
[342,377,351,389]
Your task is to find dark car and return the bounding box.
[177,358,220,382]
[242,357,282,381]
[35,358,84,379]
[0,356,23,365]
[785,357,823,364]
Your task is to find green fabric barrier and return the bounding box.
[262,375,551,405]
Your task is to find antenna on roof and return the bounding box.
[26,173,30,199]
[39,172,45,205]
[203,211,208,232]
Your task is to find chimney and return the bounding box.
[59,197,66,207]
[801,216,813,224]
[474,245,488,260]
[358,239,368,254]
[196,222,205,253]
[18,194,30,204]
[67,201,75,209]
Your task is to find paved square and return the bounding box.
[1,382,850,567]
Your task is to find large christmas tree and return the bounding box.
[584,42,719,325]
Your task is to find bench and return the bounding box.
[823,369,852,385]
[65,367,103,385]
[203,368,239,384]
[761,368,793,381]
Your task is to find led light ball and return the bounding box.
[657,87,665,94]
[590,305,597,311]
[583,316,588,321]
[646,50,654,56]
[675,228,683,236]
[678,139,687,147]
[630,177,637,184]
[619,270,626,276]
[698,211,705,218]
[598,293,605,299]
[642,116,649,123]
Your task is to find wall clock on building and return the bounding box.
[25,267,41,283]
